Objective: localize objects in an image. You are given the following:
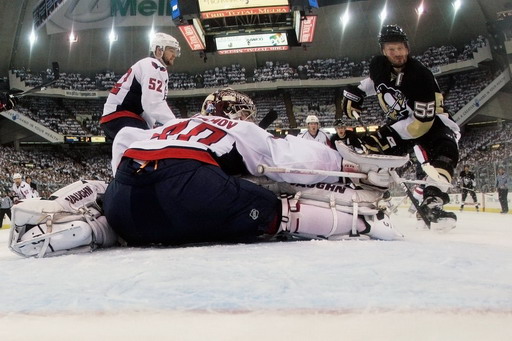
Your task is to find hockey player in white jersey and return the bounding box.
[297,115,331,146]
[103,88,406,246]
[100,32,180,139]
[11,173,36,202]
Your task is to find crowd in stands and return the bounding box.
[253,61,297,82]
[8,62,500,138]
[11,36,487,92]
[0,145,111,198]
[15,97,89,136]
[443,68,498,114]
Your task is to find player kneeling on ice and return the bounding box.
[102,88,406,246]
[9,180,118,258]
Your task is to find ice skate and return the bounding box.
[419,187,457,231]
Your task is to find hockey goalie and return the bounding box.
[9,88,409,258]
[9,180,118,258]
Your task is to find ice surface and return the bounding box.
[1,208,511,340]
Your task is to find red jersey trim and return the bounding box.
[123,146,219,167]
[100,110,145,124]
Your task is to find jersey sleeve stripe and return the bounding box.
[100,110,145,124]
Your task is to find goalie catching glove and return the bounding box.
[9,180,118,258]
[341,85,366,119]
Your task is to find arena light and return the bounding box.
[340,7,350,30]
[68,32,78,43]
[29,28,37,47]
[452,0,462,12]
[148,28,156,41]
[108,29,118,43]
[416,3,425,16]
[379,6,388,23]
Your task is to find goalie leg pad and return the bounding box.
[16,220,93,257]
[12,215,116,258]
[278,196,401,240]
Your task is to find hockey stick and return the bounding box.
[457,186,493,196]
[388,195,409,215]
[257,164,441,186]
[257,164,368,179]
[351,110,366,131]
[390,169,430,228]
[258,109,278,129]
[12,62,60,98]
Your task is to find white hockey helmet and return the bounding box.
[150,32,181,57]
[306,115,319,124]
[13,173,22,180]
[201,88,257,121]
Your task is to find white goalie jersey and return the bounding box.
[112,115,343,184]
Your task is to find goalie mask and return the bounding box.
[200,88,257,121]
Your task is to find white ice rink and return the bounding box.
[1,208,511,340]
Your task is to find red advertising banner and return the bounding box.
[178,25,206,51]
[217,46,289,54]
[299,15,317,43]
[201,6,290,19]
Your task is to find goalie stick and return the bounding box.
[257,164,368,179]
[257,164,441,186]
[258,109,278,129]
[12,62,60,98]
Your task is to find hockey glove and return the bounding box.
[341,85,365,119]
[0,92,16,111]
[361,125,407,155]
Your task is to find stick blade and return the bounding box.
[52,62,60,80]
[258,109,278,129]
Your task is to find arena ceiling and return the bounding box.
[1,0,509,76]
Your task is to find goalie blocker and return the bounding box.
[9,180,118,258]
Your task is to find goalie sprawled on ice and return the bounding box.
[10,88,408,258]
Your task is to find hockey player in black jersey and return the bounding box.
[341,24,461,230]
[458,165,479,212]
[329,118,362,152]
